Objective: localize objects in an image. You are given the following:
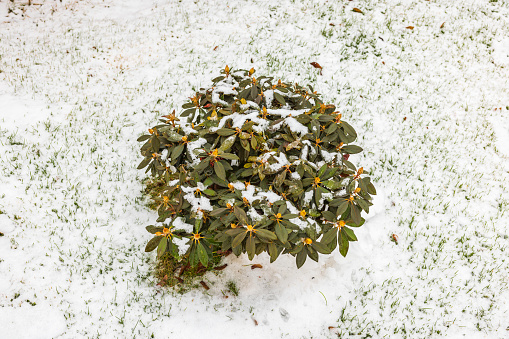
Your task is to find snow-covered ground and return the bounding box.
[1,0,509,337]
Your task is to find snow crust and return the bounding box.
[0,0,509,338]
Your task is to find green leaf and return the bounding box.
[275,223,288,243]
[341,121,357,137]
[220,153,240,160]
[315,187,322,207]
[326,123,338,134]
[367,182,377,195]
[234,206,248,224]
[268,242,279,262]
[189,247,199,266]
[343,227,358,241]
[318,163,328,178]
[240,138,250,151]
[311,241,331,254]
[203,189,217,196]
[246,235,256,260]
[171,143,185,160]
[336,201,349,216]
[195,157,210,172]
[256,229,277,241]
[145,236,162,252]
[151,136,160,152]
[137,135,151,142]
[219,135,237,152]
[296,248,307,268]
[214,161,226,180]
[357,198,370,213]
[197,242,209,266]
[232,231,247,248]
[145,225,162,234]
[217,128,237,136]
[274,170,286,187]
[338,230,349,257]
[351,204,361,225]
[321,228,338,245]
[210,207,227,216]
[274,92,286,105]
[342,145,363,154]
[137,157,151,170]
[321,210,336,222]
[157,237,167,257]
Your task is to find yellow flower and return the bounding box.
[303,238,313,245]
[300,210,307,219]
[246,225,256,233]
[209,149,219,158]
[336,220,346,229]
[192,233,203,242]
[354,187,361,194]
[156,227,173,238]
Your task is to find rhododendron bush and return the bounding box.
[138,66,376,268]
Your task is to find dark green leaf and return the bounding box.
[268,242,279,262]
[232,231,247,248]
[197,242,209,266]
[217,128,236,136]
[311,241,331,254]
[275,223,288,243]
[351,204,361,225]
[338,230,349,257]
[274,92,286,105]
[137,157,151,170]
[145,236,162,252]
[342,145,363,154]
[321,228,338,245]
[296,248,307,268]
[137,135,151,142]
[234,206,249,225]
[256,229,277,241]
[246,235,255,260]
[157,237,167,257]
[214,161,226,180]
[171,143,185,160]
[321,210,336,222]
[343,227,358,241]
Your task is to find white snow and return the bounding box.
[0,0,509,338]
[172,216,194,233]
[0,214,15,234]
[493,38,509,67]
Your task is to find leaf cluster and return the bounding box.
[138,66,376,268]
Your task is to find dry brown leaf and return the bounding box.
[406,26,414,30]
[213,46,218,51]
[391,234,399,245]
[251,264,263,269]
[310,62,322,70]
[214,264,228,271]
[440,22,445,29]
[352,8,363,14]
[200,281,210,290]
[253,319,259,326]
